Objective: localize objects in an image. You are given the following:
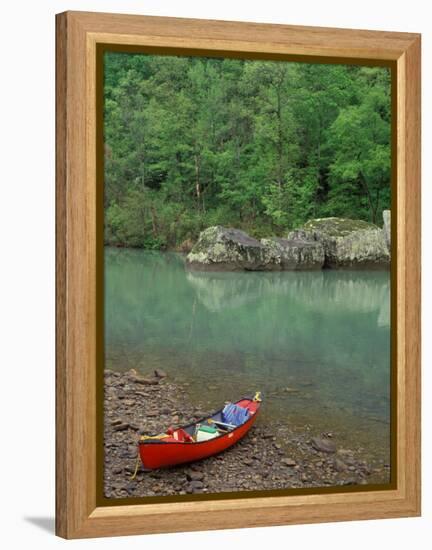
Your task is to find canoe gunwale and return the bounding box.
[138,396,261,447]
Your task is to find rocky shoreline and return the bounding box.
[104,369,390,499]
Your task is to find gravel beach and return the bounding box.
[104,369,390,499]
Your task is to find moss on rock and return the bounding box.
[292,217,390,269]
[302,217,378,236]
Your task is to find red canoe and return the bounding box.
[138,393,262,470]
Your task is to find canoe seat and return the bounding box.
[222,403,250,427]
[166,427,193,442]
[237,399,260,414]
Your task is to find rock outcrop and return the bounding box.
[260,237,324,270]
[186,226,324,271]
[186,215,390,272]
[186,226,270,271]
[382,210,391,251]
[290,217,390,269]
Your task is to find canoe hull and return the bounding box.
[139,399,260,469]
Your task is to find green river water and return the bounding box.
[105,247,391,463]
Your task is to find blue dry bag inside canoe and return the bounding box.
[222,403,250,427]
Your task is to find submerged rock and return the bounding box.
[311,436,337,453]
[291,217,390,269]
[154,369,167,379]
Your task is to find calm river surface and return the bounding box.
[105,247,391,463]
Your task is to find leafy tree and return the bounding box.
[326,68,391,223]
[103,53,391,248]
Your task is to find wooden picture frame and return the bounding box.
[56,11,421,539]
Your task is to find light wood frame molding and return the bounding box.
[56,10,421,539]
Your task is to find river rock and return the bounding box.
[311,436,337,453]
[126,368,138,378]
[260,237,324,270]
[281,458,297,467]
[333,458,348,472]
[125,481,137,494]
[154,368,167,379]
[186,471,204,482]
[290,217,389,269]
[187,480,204,493]
[110,418,124,426]
[130,374,159,385]
[186,226,270,271]
[113,422,130,431]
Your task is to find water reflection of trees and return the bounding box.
[186,270,390,327]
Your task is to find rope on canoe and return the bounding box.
[139,434,169,440]
[253,391,262,402]
[130,452,141,480]
[130,434,169,479]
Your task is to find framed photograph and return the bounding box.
[56,11,421,539]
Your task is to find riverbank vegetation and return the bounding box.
[104,52,391,250]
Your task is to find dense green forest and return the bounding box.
[104,52,391,250]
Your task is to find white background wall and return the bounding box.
[0,0,430,547]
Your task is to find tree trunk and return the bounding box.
[194,153,205,212]
[359,171,376,223]
[194,154,201,200]
[373,187,381,224]
[276,87,283,189]
[150,206,158,237]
